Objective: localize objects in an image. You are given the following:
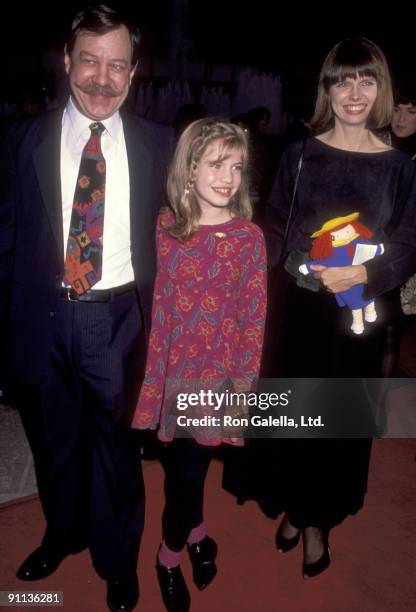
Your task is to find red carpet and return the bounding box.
[1,439,415,611]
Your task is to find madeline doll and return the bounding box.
[299,212,384,334]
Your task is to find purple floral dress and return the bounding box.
[132,211,267,445]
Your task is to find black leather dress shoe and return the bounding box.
[106,576,139,612]
[17,546,67,581]
[187,536,217,590]
[156,560,190,612]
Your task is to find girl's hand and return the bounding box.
[310,264,368,293]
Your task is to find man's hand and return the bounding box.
[310,264,368,293]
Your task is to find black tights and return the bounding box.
[160,439,214,551]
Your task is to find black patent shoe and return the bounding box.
[156,560,190,612]
[106,576,139,612]
[187,536,218,590]
[275,517,301,553]
[302,531,331,579]
[17,546,67,581]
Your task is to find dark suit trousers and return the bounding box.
[39,289,144,580]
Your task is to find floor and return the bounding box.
[0,442,415,612]
[0,319,415,610]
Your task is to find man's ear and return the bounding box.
[63,44,71,75]
[129,61,138,84]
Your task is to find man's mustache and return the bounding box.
[75,82,119,97]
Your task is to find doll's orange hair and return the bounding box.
[310,221,373,260]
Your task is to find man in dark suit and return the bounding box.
[0,5,171,611]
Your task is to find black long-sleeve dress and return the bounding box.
[223,137,416,528]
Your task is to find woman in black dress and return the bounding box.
[244,37,416,578]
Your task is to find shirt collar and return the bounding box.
[65,96,122,142]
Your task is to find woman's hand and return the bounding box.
[310,264,368,293]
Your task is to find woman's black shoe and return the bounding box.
[156,560,190,612]
[187,536,217,590]
[275,519,301,553]
[302,531,331,579]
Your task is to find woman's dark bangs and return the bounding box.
[324,64,378,90]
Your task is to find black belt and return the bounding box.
[58,281,136,302]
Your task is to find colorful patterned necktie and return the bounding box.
[63,122,106,295]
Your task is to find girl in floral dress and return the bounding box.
[132,118,267,611]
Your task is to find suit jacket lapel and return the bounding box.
[121,109,153,269]
[32,109,64,262]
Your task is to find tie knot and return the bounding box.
[89,122,105,136]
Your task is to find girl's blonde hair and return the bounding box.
[309,37,393,134]
[164,118,252,241]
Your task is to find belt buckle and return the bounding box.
[63,286,77,301]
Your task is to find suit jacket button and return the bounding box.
[49,311,56,318]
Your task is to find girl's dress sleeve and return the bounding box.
[234,225,267,393]
[132,218,170,430]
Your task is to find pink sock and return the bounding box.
[158,541,182,568]
[187,522,207,545]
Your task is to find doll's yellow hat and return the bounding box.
[311,212,360,238]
